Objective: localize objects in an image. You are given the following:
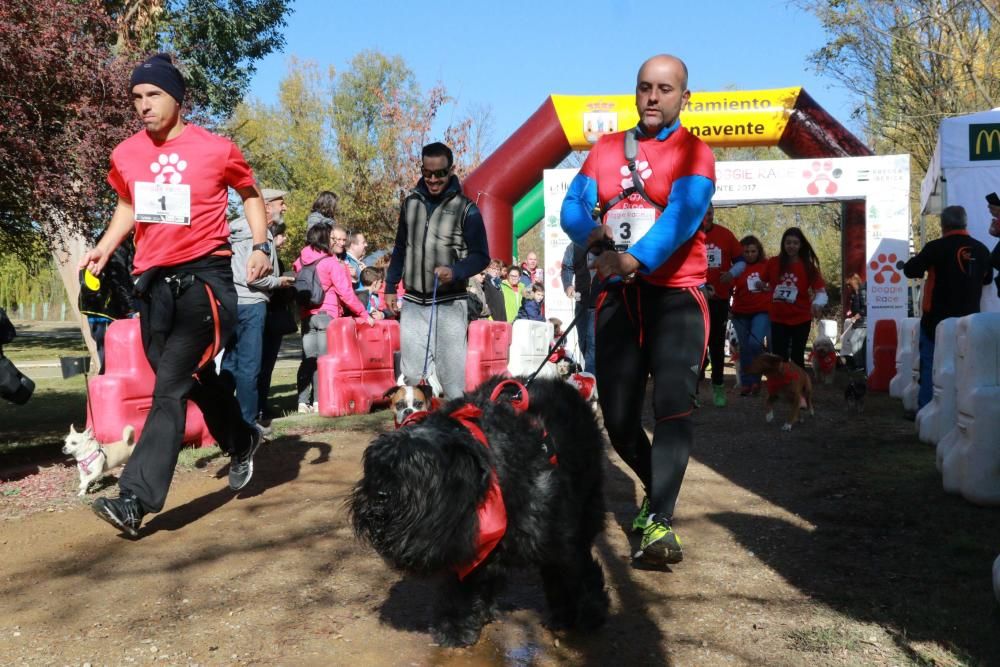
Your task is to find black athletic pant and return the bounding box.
[594,281,708,521]
[702,297,729,386]
[119,272,252,513]
[770,320,811,369]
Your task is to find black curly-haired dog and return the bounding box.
[348,376,608,647]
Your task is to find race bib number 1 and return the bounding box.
[605,208,656,252]
[134,181,191,225]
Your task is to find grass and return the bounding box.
[2,322,88,361]
[786,624,862,654]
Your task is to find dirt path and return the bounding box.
[2,373,998,666]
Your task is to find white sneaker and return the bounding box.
[298,402,311,414]
[310,403,319,413]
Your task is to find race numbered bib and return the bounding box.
[773,284,798,303]
[605,207,655,251]
[706,246,722,268]
[134,181,191,226]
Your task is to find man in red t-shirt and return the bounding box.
[561,54,715,568]
[700,204,745,406]
[80,53,272,538]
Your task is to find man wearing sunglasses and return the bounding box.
[385,142,490,399]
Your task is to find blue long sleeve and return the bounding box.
[452,206,490,280]
[627,175,714,274]
[560,173,599,247]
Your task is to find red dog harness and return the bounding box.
[765,362,799,394]
[400,404,507,581]
[808,349,837,374]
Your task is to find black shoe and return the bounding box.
[229,425,263,491]
[92,491,144,537]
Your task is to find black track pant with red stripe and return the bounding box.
[119,272,252,513]
[594,281,708,521]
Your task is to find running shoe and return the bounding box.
[712,384,727,407]
[229,425,263,491]
[297,402,312,414]
[634,515,683,566]
[631,497,650,533]
[92,491,144,538]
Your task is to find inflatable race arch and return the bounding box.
[464,87,872,280]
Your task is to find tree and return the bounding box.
[800,0,1000,175]
[229,52,492,253]
[0,0,134,257]
[108,0,293,118]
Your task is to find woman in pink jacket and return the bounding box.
[294,222,373,412]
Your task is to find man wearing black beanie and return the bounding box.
[79,52,274,538]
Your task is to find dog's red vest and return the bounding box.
[765,362,800,394]
[400,404,508,581]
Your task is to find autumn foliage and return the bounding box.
[0,0,135,254]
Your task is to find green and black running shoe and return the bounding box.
[634,515,683,566]
[631,497,650,533]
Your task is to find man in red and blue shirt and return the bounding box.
[80,53,272,537]
[561,54,715,568]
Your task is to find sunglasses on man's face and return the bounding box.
[421,167,450,179]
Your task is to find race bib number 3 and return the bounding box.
[605,208,655,251]
[134,181,191,225]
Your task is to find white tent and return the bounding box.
[920,108,1000,312]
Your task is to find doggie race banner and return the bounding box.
[543,154,911,372]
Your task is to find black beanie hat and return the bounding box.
[130,53,186,105]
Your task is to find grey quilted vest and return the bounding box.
[401,189,474,304]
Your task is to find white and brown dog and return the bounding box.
[63,424,136,496]
[809,335,838,385]
[383,384,441,428]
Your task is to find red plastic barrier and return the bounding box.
[465,320,513,391]
[867,318,898,393]
[86,318,213,446]
[316,318,400,416]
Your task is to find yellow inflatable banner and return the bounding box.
[551,87,802,150]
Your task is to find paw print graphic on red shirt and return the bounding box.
[802,159,841,196]
[869,253,902,284]
[149,153,188,185]
[620,161,652,190]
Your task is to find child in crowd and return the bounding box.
[517,283,545,321]
[360,266,391,320]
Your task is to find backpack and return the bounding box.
[294,259,327,308]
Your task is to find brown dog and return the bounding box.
[383,384,440,427]
[744,353,814,431]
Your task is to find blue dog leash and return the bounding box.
[420,274,440,384]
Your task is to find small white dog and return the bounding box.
[62,424,136,496]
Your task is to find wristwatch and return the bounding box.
[252,242,272,255]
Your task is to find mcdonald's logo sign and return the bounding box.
[970,123,1000,161]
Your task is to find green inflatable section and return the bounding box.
[511,181,544,259]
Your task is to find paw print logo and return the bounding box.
[802,159,842,196]
[149,153,188,185]
[869,253,902,284]
[620,161,652,190]
[780,272,797,287]
[746,270,763,290]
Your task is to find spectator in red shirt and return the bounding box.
[700,204,745,406]
[763,227,827,369]
[729,235,771,396]
[80,53,272,537]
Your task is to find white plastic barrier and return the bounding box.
[818,319,838,340]
[890,318,919,399]
[901,319,921,413]
[994,554,1000,605]
[507,320,559,379]
[917,318,958,447]
[939,313,1000,505]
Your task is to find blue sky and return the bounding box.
[247,0,861,149]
